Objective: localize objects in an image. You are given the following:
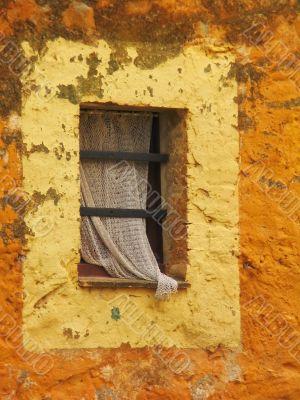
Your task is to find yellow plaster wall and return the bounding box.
[21,38,240,349]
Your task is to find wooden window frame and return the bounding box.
[78,104,189,289]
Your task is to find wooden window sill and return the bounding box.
[78,263,190,289]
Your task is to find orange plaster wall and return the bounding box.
[0,1,300,399]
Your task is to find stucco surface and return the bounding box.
[21,38,240,349]
[0,1,300,399]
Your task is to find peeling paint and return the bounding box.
[111,307,121,321]
[57,52,104,104]
[31,187,61,206]
[21,38,239,350]
[0,1,299,398]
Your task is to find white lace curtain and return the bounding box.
[80,112,177,299]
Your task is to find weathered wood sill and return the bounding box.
[78,263,190,289]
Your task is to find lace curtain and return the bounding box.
[80,112,177,299]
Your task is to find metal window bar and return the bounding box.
[80,150,168,163]
[80,109,167,223]
[80,207,167,221]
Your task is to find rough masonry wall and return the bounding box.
[20,38,239,350]
[0,0,300,399]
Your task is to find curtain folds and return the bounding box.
[80,112,177,299]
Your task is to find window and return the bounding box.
[78,104,189,294]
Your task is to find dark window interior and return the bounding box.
[146,113,164,270]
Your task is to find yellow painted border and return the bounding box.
[21,38,240,349]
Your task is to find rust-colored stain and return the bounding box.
[0,0,300,398]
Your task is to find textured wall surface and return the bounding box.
[21,38,239,349]
[0,0,300,399]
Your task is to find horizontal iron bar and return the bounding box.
[80,151,169,163]
[80,207,167,220]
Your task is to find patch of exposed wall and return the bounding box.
[21,38,239,349]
